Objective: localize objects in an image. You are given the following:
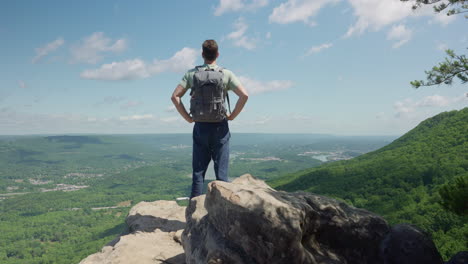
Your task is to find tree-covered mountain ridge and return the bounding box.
[268,107,468,259]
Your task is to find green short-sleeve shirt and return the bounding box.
[179,63,242,92]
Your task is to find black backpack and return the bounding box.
[190,66,231,122]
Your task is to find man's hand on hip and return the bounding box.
[226,85,249,121]
[171,85,193,123]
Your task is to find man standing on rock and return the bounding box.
[171,39,249,198]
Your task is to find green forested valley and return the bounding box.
[0,132,392,263]
[269,108,468,260]
[0,166,191,264]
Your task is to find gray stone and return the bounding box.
[380,224,444,264]
[182,174,390,264]
[79,174,450,264]
[445,251,468,264]
[79,200,186,264]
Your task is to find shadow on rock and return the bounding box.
[380,224,443,264]
[155,253,186,264]
[127,214,186,233]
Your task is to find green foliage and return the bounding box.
[0,133,391,263]
[0,164,190,264]
[400,0,467,88]
[0,209,127,264]
[402,0,468,16]
[439,173,468,215]
[410,49,468,88]
[269,108,468,260]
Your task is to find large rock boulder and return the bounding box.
[380,224,443,264]
[446,251,468,264]
[79,174,450,264]
[79,200,186,264]
[182,174,390,264]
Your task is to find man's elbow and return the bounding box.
[171,94,178,103]
[242,93,249,101]
[235,86,249,101]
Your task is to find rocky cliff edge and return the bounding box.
[80,174,464,264]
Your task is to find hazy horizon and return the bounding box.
[0,132,401,137]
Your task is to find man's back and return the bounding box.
[179,64,241,92]
[170,39,249,198]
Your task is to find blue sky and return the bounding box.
[1,0,466,135]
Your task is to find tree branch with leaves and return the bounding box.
[402,0,468,16]
[401,0,467,88]
[411,49,468,88]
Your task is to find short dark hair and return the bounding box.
[202,40,218,61]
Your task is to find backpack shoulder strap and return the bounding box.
[218,66,230,114]
[226,90,231,114]
[190,66,204,96]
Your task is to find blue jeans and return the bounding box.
[191,119,230,198]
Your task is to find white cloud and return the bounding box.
[0,108,197,134]
[423,5,456,25]
[290,113,314,121]
[305,42,333,56]
[160,116,180,123]
[119,114,154,121]
[238,76,294,95]
[81,59,149,80]
[345,0,456,38]
[229,115,273,128]
[18,80,27,89]
[436,42,448,51]
[266,32,272,39]
[166,105,176,112]
[95,96,126,106]
[416,94,451,107]
[70,32,127,64]
[387,24,412,48]
[214,0,268,16]
[253,116,272,124]
[215,0,244,15]
[458,92,468,102]
[345,0,412,37]
[32,37,64,63]
[269,0,339,25]
[121,100,143,110]
[149,47,198,73]
[80,47,198,81]
[227,18,257,50]
[394,99,415,117]
[394,94,468,117]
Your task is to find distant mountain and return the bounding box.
[268,108,468,260]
